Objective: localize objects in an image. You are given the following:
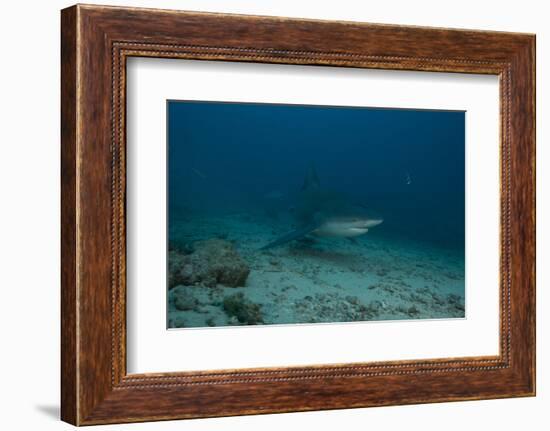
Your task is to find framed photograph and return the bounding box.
[61,4,536,425]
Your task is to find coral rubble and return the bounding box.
[223,292,264,325]
[169,239,250,289]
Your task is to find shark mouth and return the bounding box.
[313,222,369,238]
[348,227,369,233]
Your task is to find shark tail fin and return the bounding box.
[259,222,320,250]
[302,162,320,191]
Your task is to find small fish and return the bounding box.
[191,168,207,179]
[265,190,284,200]
[405,171,412,185]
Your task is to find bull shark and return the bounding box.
[260,165,383,250]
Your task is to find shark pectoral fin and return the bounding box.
[259,223,320,250]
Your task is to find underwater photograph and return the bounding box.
[167,100,466,329]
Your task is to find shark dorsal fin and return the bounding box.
[302,163,320,191]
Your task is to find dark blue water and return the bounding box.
[168,100,465,250]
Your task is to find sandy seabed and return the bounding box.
[167,212,465,329]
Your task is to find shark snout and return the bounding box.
[364,218,383,228]
[313,216,382,238]
[345,216,383,229]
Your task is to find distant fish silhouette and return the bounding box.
[265,190,285,201]
[405,171,412,185]
[191,168,207,179]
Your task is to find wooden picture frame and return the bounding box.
[61,4,535,426]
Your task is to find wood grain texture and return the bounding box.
[60,4,536,425]
[60,5,78,425]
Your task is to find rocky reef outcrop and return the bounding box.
[168,239,250,289]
